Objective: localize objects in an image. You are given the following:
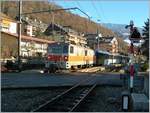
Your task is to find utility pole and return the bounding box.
[18,0,22,72]
[96,19,101,51]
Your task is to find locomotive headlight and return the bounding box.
[64,56,68,61]
[48,56,51,59]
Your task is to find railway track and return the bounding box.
[32,77,97,112]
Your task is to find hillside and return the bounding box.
[1,1,116,37]
[102,23,143,40]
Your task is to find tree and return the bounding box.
[141,19,149,60]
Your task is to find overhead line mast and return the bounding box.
[18,0,22,72]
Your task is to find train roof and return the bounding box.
[97,50,129,58]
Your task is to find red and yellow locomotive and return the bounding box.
[45,42,96,72]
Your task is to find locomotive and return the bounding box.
[45,42,96,72]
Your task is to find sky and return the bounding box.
[51,0,149,28]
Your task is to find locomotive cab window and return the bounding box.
[70,46,74,53]
[63,45,68,53]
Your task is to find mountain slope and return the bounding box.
[1,1,116,37]
[102,23,143,40]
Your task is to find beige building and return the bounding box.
[110,37,119,54]
[0,13,17,34]
[45,23,88,46]
[66,33,87,46]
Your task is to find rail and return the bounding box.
[31,77,96,112]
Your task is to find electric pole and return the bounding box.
[18,0,22,72]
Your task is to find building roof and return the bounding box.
[2,31,55,44]
[44,23,78,36]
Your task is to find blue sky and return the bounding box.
[51,0,149,28]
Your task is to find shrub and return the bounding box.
[141,62,149,72]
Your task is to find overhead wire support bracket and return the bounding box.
[21,7,78,15]
[21,7,90,20]
[76,7,91,20]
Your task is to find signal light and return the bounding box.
[130,27,141,39]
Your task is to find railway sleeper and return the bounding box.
[82,89,90,93]
[72,101,79,106]
[76,94,86,99]
[79,95,85,99]
[74,99,81,103]
[80,93,87,96]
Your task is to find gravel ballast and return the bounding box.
[1,88,68,112]
[2,86,124,112]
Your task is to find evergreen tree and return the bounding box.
[141,19,149,60]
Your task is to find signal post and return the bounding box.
[126,20,141,93]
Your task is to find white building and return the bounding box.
[26,25,33,37]
[20,35,54,57]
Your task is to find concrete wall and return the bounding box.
[144,74,149,98]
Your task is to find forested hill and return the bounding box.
[1,1,116,37]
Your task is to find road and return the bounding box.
[1,70,144,89]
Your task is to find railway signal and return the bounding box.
[125,20,142,93]
[96,33,102,51]
[125,20,141,43]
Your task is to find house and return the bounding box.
[44,23,87,46]
[22,16,48,37]
[99,36,119,54]
[1,31,55,60]
[84,33,119,54]
[0,13,55,60]
[84,33,97,49]
[0,13,17,34]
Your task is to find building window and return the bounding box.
[70,46,74,53]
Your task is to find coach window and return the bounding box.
[70,46,74,53]
[85,50,87,56]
